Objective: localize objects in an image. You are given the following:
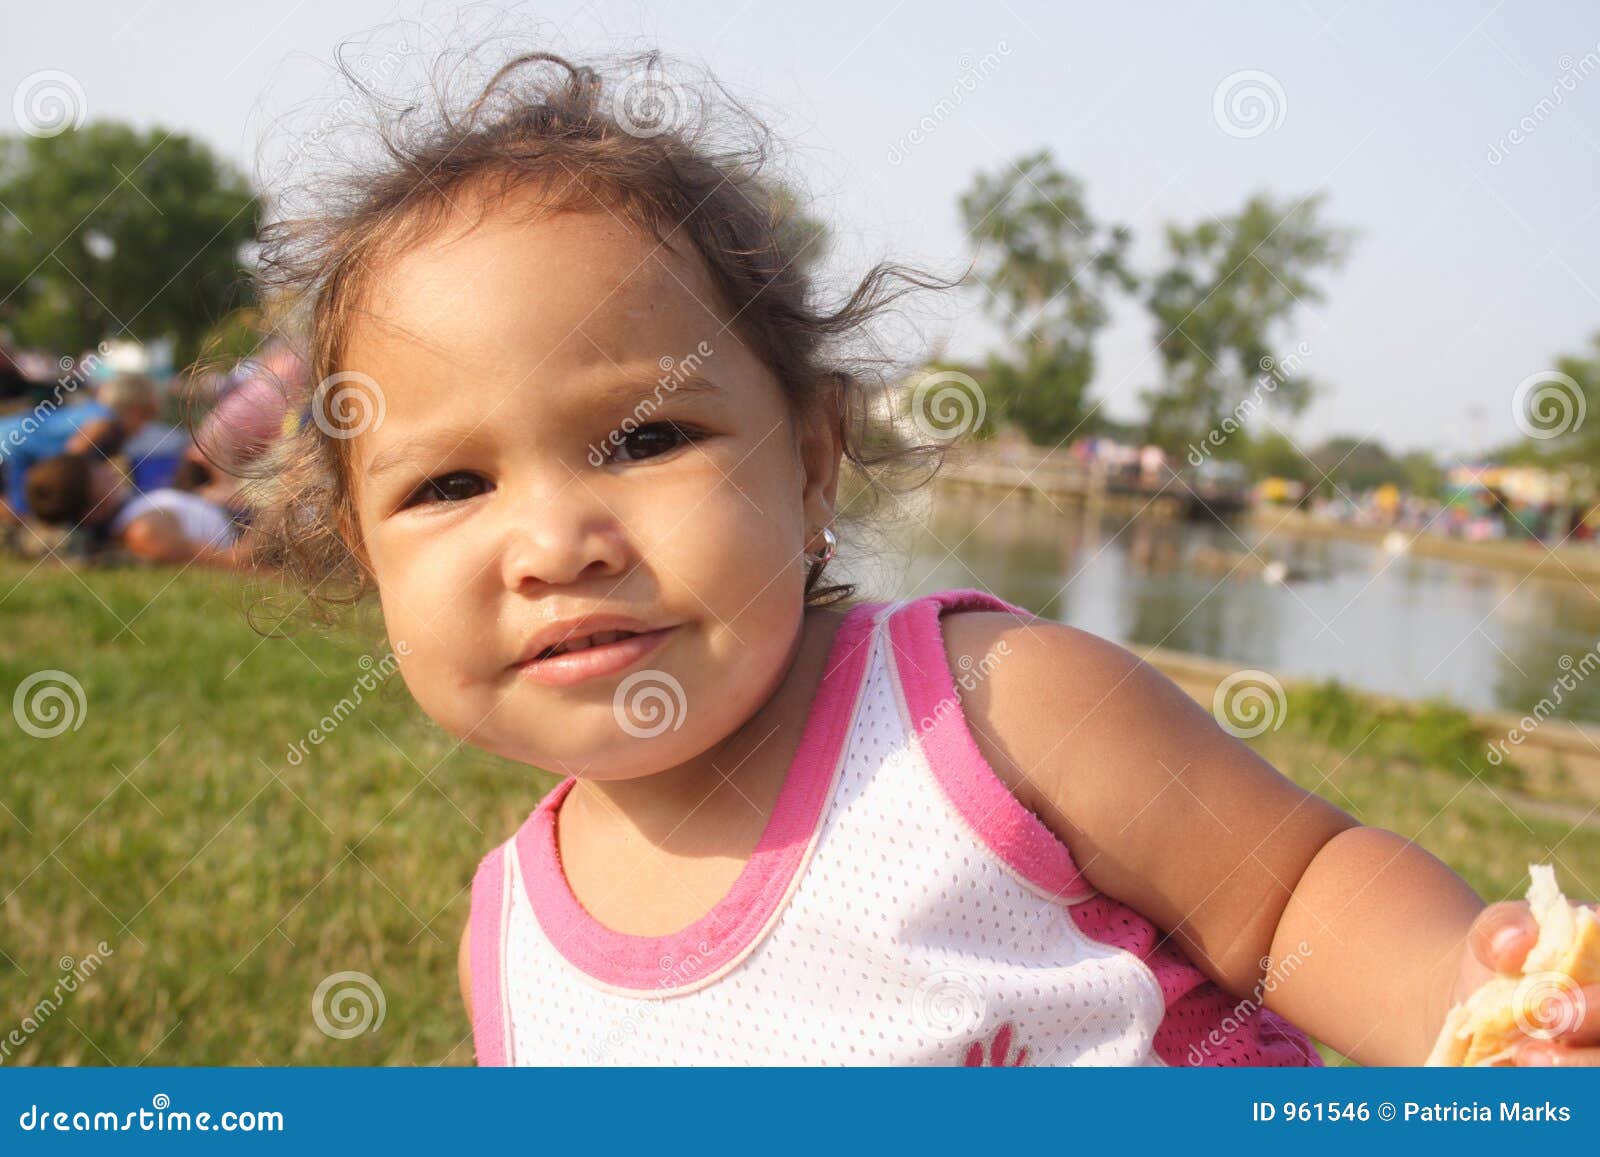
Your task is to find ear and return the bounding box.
[797,374,844,537]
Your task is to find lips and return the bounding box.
[510,614,678,687]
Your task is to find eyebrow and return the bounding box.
[361,374,724,484]
[364,423,490,484]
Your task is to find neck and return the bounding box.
[564,603,846,851]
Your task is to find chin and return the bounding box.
[464,716,687,779]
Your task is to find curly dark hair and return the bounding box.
[226,47,956,627]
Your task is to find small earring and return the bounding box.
[809,525,837,566]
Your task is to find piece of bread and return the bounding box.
[1426,863,1600,1066]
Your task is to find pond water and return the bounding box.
[840,487,1600,724]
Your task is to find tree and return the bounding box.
[1504,330,1600,465]
[1143,192,1350,453]
[0,122,257,366]
[959,150,1134,445]
[1227,429,1316,485]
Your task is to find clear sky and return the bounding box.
[6,0,1599,457]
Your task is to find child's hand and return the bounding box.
[1455,901,1600,1066]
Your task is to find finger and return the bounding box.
[1470,901,1536,973]
[1514,1040,1600,1067]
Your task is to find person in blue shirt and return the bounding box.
[1,401,112,518]
[0,374,159,518]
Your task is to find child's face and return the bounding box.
[342,200,839,779]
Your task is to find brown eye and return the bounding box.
[405,471,488,507]
[610,421,704,463]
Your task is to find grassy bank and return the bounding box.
[1,559,1595,1066]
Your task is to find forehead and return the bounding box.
[347,198,729,377]
[337,196,780,484]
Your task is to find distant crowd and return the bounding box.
[0,343,296,570]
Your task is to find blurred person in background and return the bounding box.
[174,340,300,510]
[0,373,163,521]
[22,451,256,570]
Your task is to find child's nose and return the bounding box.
[495,489,632,590]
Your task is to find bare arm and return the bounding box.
[942,611,1484,1066]
[121,512,260,571]
[1268,825,1485,1063]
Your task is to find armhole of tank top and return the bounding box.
[883,589,1095,906]
[468,843,514,1066]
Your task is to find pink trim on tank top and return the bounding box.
[886,588,1093,903]
[514,599,885,993]
[1069,892,1325,1067]
[889,587,1322,1067]
[467,845,510,1066]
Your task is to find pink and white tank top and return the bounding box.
[467,588,1324,1067]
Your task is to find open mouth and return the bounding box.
[534,629,646,661]
[516,626,674,687]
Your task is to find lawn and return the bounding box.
[1,558,1596,1065]
[0,557,553,1065]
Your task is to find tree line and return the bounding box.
[1,125,1593,495]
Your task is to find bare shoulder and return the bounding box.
[936,609,1205,809]
[457,918,473,1023]
[938,608,1355,990]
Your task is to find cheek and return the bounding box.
[366,532,491,725]
[639,446,809,608]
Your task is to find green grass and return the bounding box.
[0,558,553,1065]
[1,558,1596,1066]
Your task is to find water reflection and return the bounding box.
[841,488,1600,723]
